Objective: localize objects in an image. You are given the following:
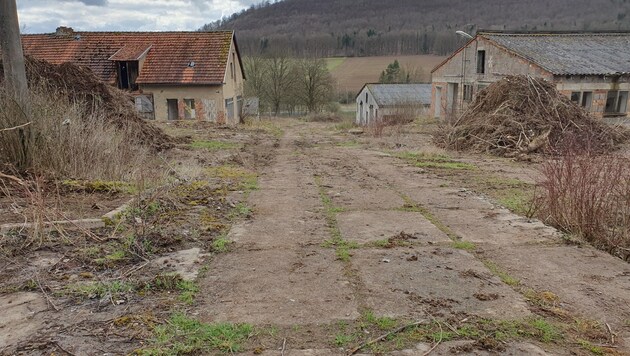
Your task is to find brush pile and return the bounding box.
[435,75,627,156]
[1,56,174,150]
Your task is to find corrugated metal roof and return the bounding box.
[481,32,630,75]
[21,31,235,85]
[366,84,432,107]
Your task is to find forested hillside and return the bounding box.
[201,0,630,57]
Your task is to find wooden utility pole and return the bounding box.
[0,0,28,97]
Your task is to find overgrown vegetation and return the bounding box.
[535,153,630,260]
[0,85,150,180]
[142,313,253,354]
[395,151,476,170]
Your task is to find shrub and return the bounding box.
[535,152,630,259]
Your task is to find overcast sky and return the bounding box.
[17,0,259,33]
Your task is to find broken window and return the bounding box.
[463,84,473,102]
[605,90,629,115]
[184,99,196,119]
[117,61,139,90]
[476,50,486,74]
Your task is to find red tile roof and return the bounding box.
[21,31,236,85]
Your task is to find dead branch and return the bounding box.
[347,319,428,355]
[36,274,60,312]
[0,121,31,132]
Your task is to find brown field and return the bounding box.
[328,55,447,94]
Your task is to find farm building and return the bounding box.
[21,27,245,123]
[355,83,431,125]
[431,31,630,119]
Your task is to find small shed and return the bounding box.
[355,84,432,125]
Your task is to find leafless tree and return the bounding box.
[295,58,333,113]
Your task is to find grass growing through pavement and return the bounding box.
[142,313,253,354]
[395,151,476,170]
[482,260,520,287]
[314,175,358,262]
[450,240,476,251]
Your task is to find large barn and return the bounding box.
[21,27,245,123]
[355,83,432,125]
[431,31,630,120]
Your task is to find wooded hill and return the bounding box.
[201,0,630,57]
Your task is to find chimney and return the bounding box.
[55,26,74,37]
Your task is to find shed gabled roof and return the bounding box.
[21,30,239,85]
[362,84,432,107]
[481,32,630,76]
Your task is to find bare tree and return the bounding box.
[263,54,297,115]
[295,58,334,113]
[243,56,268,112]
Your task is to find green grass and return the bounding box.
[578,339,605,355]
[451,240,476,251]
[142,313,252,354]
[228,202,252,221]
[483,260,520,287]
[191,140,240,151]
[334,333,355,347]
[530,318,562,343]
[212,234,232,253]
[325,57,347,71]
[395,192,459,241]
[396,151,476,170]
[336,140,360,148]
[361,310,398,330]
[177,280,199,304]
[63,281,135,299]
[206,165,258,192]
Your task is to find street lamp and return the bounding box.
[456,30,474,113]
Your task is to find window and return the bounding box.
[365,92,368,102]
[117,61,139,90]
[463,84,473,102]
[184,99,195,119]
[476,50,486,74]
[570,92,581,104]
[230,53,235,80]
[605,90,629,115]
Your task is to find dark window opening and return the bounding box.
[605,90,629,115]
[463,84,473,102]
[570,92,581,104]
[476,50,486,74]
[117,61,139,90]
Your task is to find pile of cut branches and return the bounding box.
[435,75,627,156]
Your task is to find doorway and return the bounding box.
[435,87,442,118]
[447,83,459,115]
[167,99,178,120]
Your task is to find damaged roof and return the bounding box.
[481,32,630,76]
[21,30,239,85]
[363,84,432,107]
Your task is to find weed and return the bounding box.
[143,313,252,354]
[63,281,135,299]
[450,240,476,251]
[336,140,360,148]
[578,339,605,355]
[206,165,258,192]
[334,333,354,347]
[177,280,199,304]
[529,318,561,343]
[190,140,240,151]
[483,260,520,286]
[212,234,231,253]
[228,202,252,221]
[361,310,397,330]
